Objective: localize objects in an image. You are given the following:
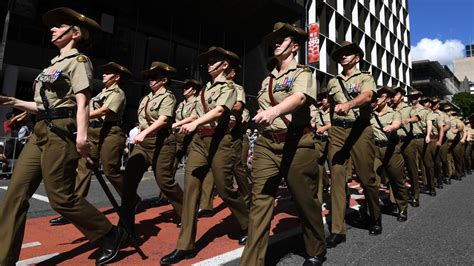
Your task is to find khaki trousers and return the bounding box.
[313,136,329,202]
[121,131,183,228]
[0,119,112,265]
[199,134,252,210]
[241,131,326,266]
[374,143,408,212]
[327,123,380,234]
[75,126,126,198]
[177,131,249,250]
[401,137,424,200]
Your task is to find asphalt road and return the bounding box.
[1,170,474,265]
[264,173,474,265]
[0,168,185,219]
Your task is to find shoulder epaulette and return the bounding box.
[297,64,312,72]
[76,54,88,63]
[361,71,371,74]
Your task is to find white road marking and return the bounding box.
[16,253,59,265]
[0,186,49,203]
[21,241,41,249]
[193,247,244,266]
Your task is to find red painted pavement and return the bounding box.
[18,180,374,265]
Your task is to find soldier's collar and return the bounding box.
[104,83,120,92]
[209,73,227,87]
[270,59,298,78]
[150,87,167,98]
[336,69,362,80]
[51,48,80,64]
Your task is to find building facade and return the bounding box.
[453,52,474,94]
[308,0,411,91]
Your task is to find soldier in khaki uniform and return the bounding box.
[240,22,326,266]
[464,120,473,174]
[49,62,131,226]
[161,47,250,265]
[446,108,465,180]
[0,8,124,265]
[171,79,201,176]
[325,41,381,248]
[398,90,424,206]
[311,91,331,202]
[371,86,408,221]
[437,104,452,184]
[198,61,252,216]
[120,62,184,231]
[414,96,436,196]
[425,97,446,189]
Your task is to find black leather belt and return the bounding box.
[375,140,388,147]
[90,120,121,129]
[314,134,328,141]
[37,108,75,121]
[399,135,409,142]
[413,133,425,139]
[333,119,369,129]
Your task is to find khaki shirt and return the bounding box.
[469,127,474,141]
[328,70,376,121]
[137,88,176,130]
[193,73,237,127]
[175,98,197,122]
[446,116,463,140]
[426,110,444,136]
[242,108,250,123]
[396,102,412,137]
[257,59,316,131]
[230,82,246,122]
[371,106,401,142]
[90,83,126,123]
[34,48,93,110]
[410,104,426,135]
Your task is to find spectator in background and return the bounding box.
[0,144,9,179]
[3,112,26,159]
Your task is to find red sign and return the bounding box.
[308,23,320,63]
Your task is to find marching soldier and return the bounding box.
[425,97,446,189]
[311,91,331,202]
[171,79,201,177]
[198,58,252,217]
[325,41,381,249]
[437,104,452,184]
[120,62,184,231]
[49,62,131,226]
[160,47,250,265]
[417,96,436,196]
[241,22,326,266]
[0,8,125,265]
[371,86,408,221]
[446,108,465,180]
[399,90,424,206]
[465,120,473,175]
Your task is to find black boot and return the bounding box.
[49,216,70,226]
[411,199,420,207]
[397,210,408,222]
[326,233,346,248]
[96,226,126,265]
[369,218,382,235]
[429,189,437,196]
[160,249,195,265]
[238,229,248,245]
[303,256,327,265]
